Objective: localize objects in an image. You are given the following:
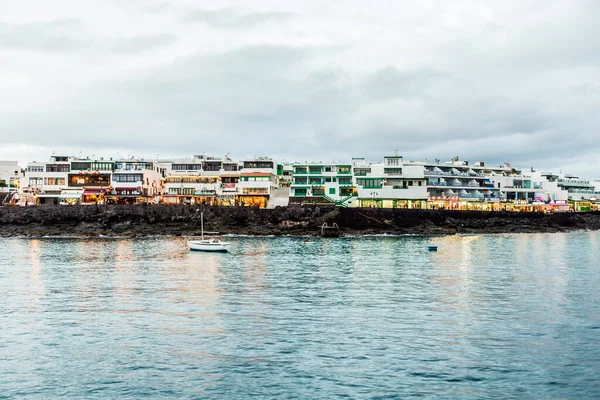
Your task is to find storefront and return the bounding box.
[215,194,236,206]
[193,194,216,205]
[106,195,144,205]
[570,201,591,212]
[35,193,60,205]
[546,200,570,212]
[162,195,193,205]
[358,199,427,209]
[427,197,460,210]
[59,189,83,205]
[235,194,269,208]
[82,188,107,204]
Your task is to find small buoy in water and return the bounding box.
[428,246,438,252]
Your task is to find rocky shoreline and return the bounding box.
[1,204,600,238]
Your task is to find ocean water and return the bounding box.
[1,232,599,399]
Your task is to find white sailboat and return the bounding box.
[187,212,232,253]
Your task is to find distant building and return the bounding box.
[0,160,21,193]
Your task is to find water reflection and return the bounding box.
[27,240,45,310]
[1,234,599,399]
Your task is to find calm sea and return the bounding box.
[1,233,599,399]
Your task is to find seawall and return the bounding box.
[1,205,600,237]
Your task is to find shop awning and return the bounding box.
[84,189,105,194]
[60,192,83,199]
[241,172,271,177]
[115,187,140,192]
[36,193,61,198]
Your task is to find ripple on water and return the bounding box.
[1,233,600,398]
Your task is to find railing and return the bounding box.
[558,179,592,185]
[335,193,357,207]
[568,189,600,194]
[425,170,485,177]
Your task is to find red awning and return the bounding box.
[84,189,104,194]
[115,187,139,192]
[241,172,271,177]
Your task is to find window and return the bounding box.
[90,162,113,171]
[294,188,307,196]
[115,162,150,171]
[325,167,332,172]
[172,164,202,171]
[68,174,111,187]
[294,177,308,184]
[46,164,70,172]
[329,188,336,195]
[243,188,268,194]
[409,181,413,186]
[418,181,422,186]
[337,166,351,174]
[313,188,325,196]
[338,177,352,185]
[71,162,91,171]
[325,177,332,183]
[29,177,44,185]
[385,157,401,166]
[28,166,44,172]
[45,177,65,185]
[384,168,402,175]
[357,178,382,188]
[244,161,273,169]
[354,168,371,176]
[309,166,322,174]
[294,167,308,174]
[204,163,221,171]
[113,174,143,182]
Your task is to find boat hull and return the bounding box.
[187,240,231,253]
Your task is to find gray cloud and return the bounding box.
[0,19,87,52]
[184,8,295,28]
[1,0,599,177]
[0,19,176,53]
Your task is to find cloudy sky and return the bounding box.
[1,0,599,176]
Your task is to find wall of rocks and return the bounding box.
[1,204,599,237]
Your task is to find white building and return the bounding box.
[237,157,280,207]
[554,174,600,201]
[23,155,70,204]
[163,155,241,205]
[109,159,164,204]
[406,159,503,203]
[353,156,428,208]
[0,161,21,192]
[289,162,355,206]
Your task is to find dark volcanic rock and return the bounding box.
[0,204,599,237]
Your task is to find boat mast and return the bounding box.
[201,212,204,240]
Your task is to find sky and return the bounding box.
[1,0,599,177]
